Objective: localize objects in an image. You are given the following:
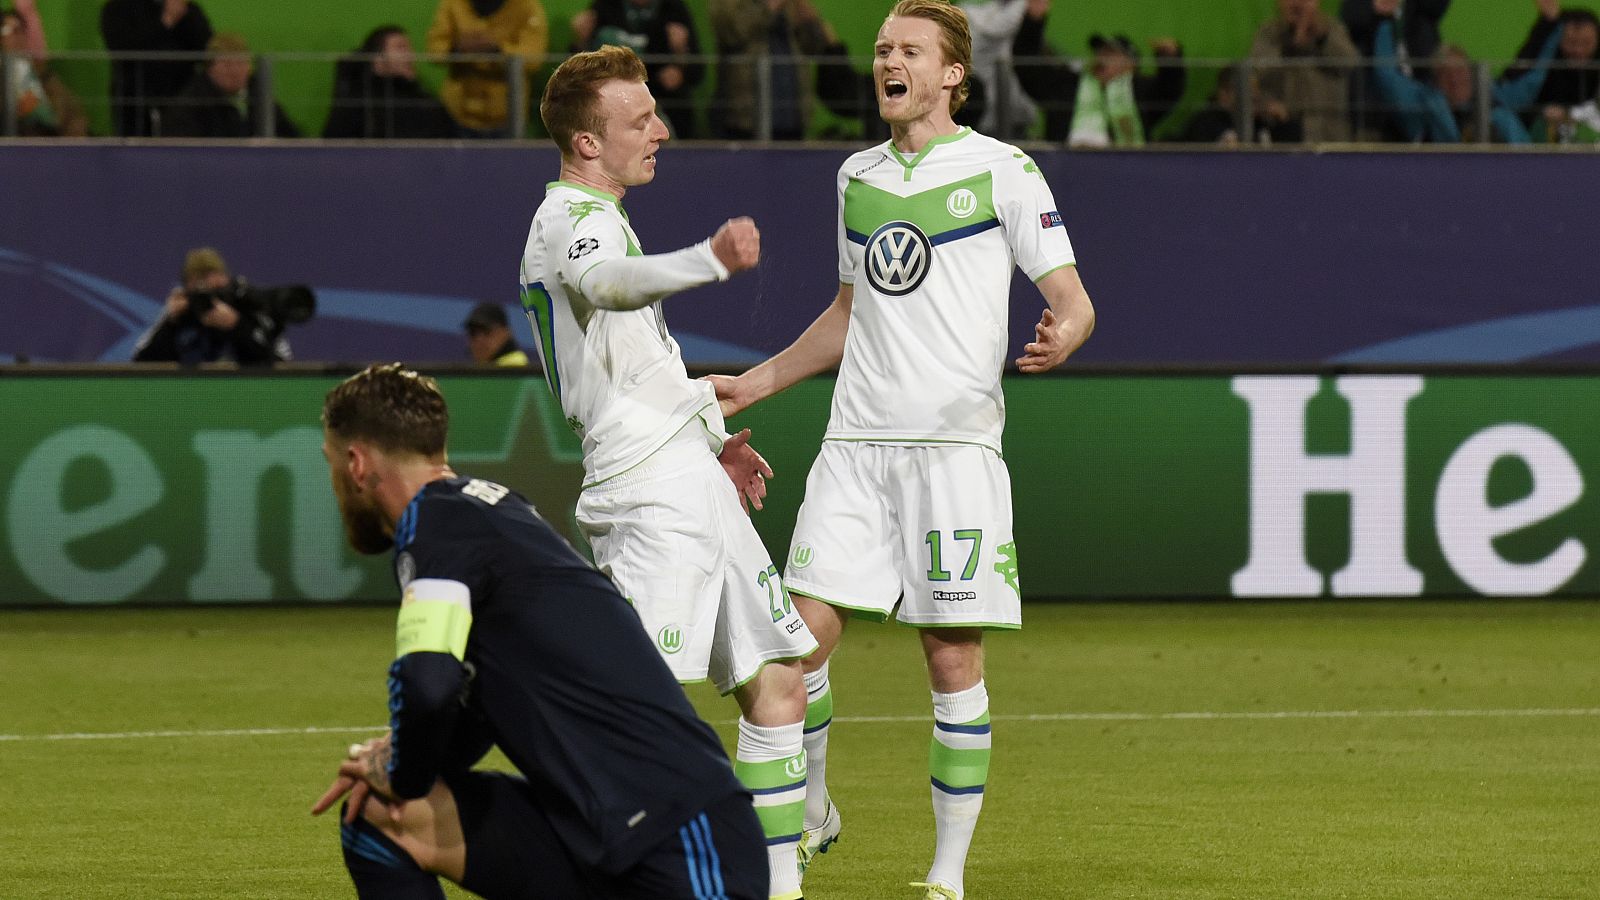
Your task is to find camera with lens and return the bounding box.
[185,278,317,325]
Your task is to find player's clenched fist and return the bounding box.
[710,217,760,274]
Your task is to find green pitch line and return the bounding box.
[3,602,1599,898]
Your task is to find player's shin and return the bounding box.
[733,718,806,900]
[925,681,991,896]
[339,809,448,900]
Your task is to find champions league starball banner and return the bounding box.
[2,144,1600,366]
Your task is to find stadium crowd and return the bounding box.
[1,0,1596,143]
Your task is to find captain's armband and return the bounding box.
[395,578,473,660]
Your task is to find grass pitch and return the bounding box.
[3,601,1599,899]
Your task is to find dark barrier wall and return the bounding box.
[5,368,1599,605]
[4,146,1600,366]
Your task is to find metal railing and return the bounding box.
[2,48,1597,146]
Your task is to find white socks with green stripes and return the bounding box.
[734,718,806,900]
[801,662,834,829]
[926,681,991,895]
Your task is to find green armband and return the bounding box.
[395,579,473,660]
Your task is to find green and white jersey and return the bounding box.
[519,181,725,487]
[831,127,1076,452]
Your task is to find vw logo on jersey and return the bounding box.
[865,220,932,297]
[946,188,978,219]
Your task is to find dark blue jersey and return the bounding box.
[384,476,743,875]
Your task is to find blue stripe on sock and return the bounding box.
[935,720,991,735]
[747,779,806,795]
[341,824,405,868]
[931,776,986,796]
[679,823,709,899]
[803,716,832,735]
[694,813,728,898]
[764,831,804,846]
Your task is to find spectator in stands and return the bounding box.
[162,33,301,138]
[1249,0,1360,142]
[1179,64,1303,145]
[1513,1,1599,137]
[1342,0,1450,63]
[100,0,213,137]
[709,0,834,140]
[958,0,1037,139]
[426,0,549,138]
[1012,0,1185,144]
[324,26,454,139]
[132,248,303,365]
[1371,12,1563,143]
[2,1,89,137]
[570,0,704,138]
[1341,0,1452,139]
[463,302,529,366]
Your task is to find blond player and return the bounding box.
[710,3,1096,897]
[519,46,817,900]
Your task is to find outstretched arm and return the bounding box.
[708,282,853,417]
[1016,265,1094,373]
[573,218,759,312]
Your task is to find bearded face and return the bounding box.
[325,438,394,555]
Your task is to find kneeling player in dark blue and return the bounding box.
[311,363,769,899]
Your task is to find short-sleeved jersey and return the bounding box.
[830,128,1077,453]
[390,477,744,874]
[519,181,719,486]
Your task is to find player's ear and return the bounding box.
[346,441,372,491]
[944,62,964,91]
[574,129,602,161]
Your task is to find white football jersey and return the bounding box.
[829,127,1077,452]
[519,181,722,486]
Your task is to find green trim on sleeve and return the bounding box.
[1031,262,1078,283]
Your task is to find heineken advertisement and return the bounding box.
[2,370,1596,605]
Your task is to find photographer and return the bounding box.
[131,247,312,365]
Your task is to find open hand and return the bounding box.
[718,428,773,514]
[1016,307,1075,373]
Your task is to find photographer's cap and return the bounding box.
[464,301,509,333]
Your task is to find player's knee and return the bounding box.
[793,595,847,658]
[736,659,807,724]
[347,799,442,873]
[340,805,426,873]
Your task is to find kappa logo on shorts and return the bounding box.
[790,543,814,569]
[657,624,684,654]
[995,540,1021,598]
[946,188,978,219]
[865,221,932,297]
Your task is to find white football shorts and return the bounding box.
[576,425,817,693]
[783,441,1021,629]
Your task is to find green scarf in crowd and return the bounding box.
[1068,72,1144,147]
